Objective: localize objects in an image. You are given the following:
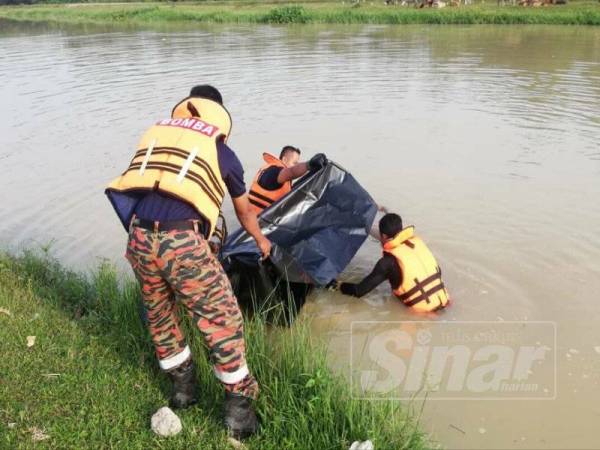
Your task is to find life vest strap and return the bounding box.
[249,197,270,210]
[397,267,442,302]
[403,282,446,307]
[211,212,228,246]
[125,161,222,210]
[249,189,275,206]
[133,147,225,198]
[186,101,201,118]
[248,155,292,215]
[212,228,224,242]
[430,301,446,312]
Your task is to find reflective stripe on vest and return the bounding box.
[128,146,226,198]
[248,153,292,214]
[106,97,231,237]
[383,226,449,312]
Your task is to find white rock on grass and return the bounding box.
[350,440,374,450]
[228,437,247,449]
[151,407,182,437]
[29,427,49,442]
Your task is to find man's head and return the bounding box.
[189,85,223,105]
[379,213,403,242]
[279,145,301,167]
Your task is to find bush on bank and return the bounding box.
[1,2,600,26]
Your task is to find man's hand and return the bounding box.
[208,241,221,255]
[277,153,329,184]
[278,162,310,184]
[308,153,328,171]
[256,236,272,260]
[232,194,273,260]
[377,204,389,214]
[326,279,339,291]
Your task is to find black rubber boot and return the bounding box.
[167,359,198,409]
[223,392,260,439]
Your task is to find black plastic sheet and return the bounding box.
[220,161,377,287]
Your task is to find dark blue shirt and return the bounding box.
[258,166,284,191]
[134,141,246,222]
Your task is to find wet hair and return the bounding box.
[189,85,223,105]
[379,213,403,239]
[279,145,301,160]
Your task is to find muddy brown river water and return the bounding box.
[1,21,599,449]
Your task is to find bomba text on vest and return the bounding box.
[156,118,219,138]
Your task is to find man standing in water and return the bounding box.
[105,85,270,439]
[339,213,450,312]
[248,145,327,214]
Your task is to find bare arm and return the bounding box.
[232,194,272,259]
[277,162,309,185]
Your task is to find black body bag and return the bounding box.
[219,161,377,324]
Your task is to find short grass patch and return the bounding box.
[0,249,430,449]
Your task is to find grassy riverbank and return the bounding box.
[1,1,599,26]
[0,250,429,449]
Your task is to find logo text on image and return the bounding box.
[350,321,556,400]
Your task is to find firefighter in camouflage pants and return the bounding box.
[105,85,272,439]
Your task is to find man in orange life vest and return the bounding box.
[248,145,328,214]
[339,213,450,313]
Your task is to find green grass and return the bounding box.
[0,249,430,449]
[0,1,599,26]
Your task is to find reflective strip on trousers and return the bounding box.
[159,345,191,371]
[214,364,249,385]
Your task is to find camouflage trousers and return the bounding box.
[125,224,258,400]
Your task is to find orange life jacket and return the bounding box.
[383,226,450,312]
[105,97,231,237]
[248,153,292,214]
